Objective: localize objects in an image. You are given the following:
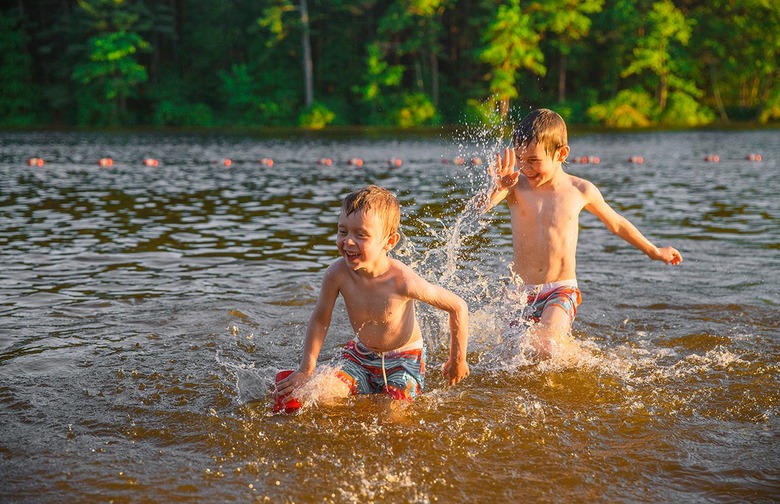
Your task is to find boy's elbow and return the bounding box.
[453,298,469,321]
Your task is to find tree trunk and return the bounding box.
[709,63,728,123]
[430,49,439,105]
[300,0,313,107]
[500,96,509,119]
[659,71,667,110]
[558,51,567,103]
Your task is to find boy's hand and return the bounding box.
[655,246,683,265]
[442,357,469,386]
[490,147,520,191]
[273,370,309,400]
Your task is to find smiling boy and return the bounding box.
[274,185,469,407]
[483,109,682,359]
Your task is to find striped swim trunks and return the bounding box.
[336,339,426,401]
[522,279,582,324]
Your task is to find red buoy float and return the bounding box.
[746,153,762,161]
[317,158,333,166]
[348,158,363,167]
[704,155,720,163]
[588,156,600,164]
[388,158,402,168]
[628,156,644,164]
[143,158,159,167]
[98,158,113,167]
[27,157,44,167]
[259,158,274,167]
[223,159,232,167]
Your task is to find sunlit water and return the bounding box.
[1,129,778,502]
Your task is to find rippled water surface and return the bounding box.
[1,129,778,502]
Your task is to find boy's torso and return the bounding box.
[334,259,423,353]
[507,174,587,284]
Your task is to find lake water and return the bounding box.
[0,128,778,502]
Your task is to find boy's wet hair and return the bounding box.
[341,185,400,236]
[512,108,568,156]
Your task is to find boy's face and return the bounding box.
[337,209,397,272]
[515,141,569,188]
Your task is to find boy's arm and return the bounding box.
[404,269,469,385]
[584,183,683,265]
[274,265,341,399]
[480,148,520,212]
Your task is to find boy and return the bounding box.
[483,109,682,359]
[274,185,469,408]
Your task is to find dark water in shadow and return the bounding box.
[0,129,778,502]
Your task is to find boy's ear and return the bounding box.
[385,231,401,250]
[557,145,570,162]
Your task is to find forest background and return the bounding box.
[1,0,778,130]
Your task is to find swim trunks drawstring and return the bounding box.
[379,352,388,392]
[526,286,542,319]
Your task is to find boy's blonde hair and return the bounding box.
[512,108,568,156]
[341,185,400,236]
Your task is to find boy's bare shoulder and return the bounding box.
[387,258,427,290]
[323,258,349,280]
[566,173,599,194]
[387,257,418,279]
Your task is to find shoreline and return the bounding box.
[0,120,777,140]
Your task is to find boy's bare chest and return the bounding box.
[514,189,582,224]
[340,280,405,322]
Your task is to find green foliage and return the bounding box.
[0,11,37,125]
[2,0,777,128]
[354,42,405,125]
[71,31,150,98]
[299,102,336,129]
[554,97,596,125]
[660,91,715,127]
[258,1,295,44]
[390,93,440,127]
[154,100,213,127]
[540,0,603,38]
[358,43,404,102]
[218,64,261,124]
[69,0,152,125]
[588,88,656,127]
[759,85,780,124]
[464,97,503,127]
[621,0,699,110]
[479,0,545,116]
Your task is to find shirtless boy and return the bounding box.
[274,185,469,407]
[483,108,682,359]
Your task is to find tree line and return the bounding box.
[1,0,778,129]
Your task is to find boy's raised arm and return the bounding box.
[584,183,683,265]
